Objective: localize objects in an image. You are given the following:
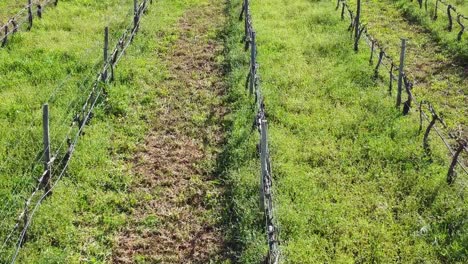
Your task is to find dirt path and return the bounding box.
[112,1,228,263]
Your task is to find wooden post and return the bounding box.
[134,0,138,30]
[433,0,439,20]
[260,119,267,211]
[37,4,42,19]
[102,27,109,81]
[2,25,8,47]
[27,0,33,30]
[396,38,406,108]
[354,0,361,52]
[249,31,256,95]
[447,141,467,185]
[244,0,250,42]
[42,104,51,193]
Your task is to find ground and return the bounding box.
[112,1,230,263]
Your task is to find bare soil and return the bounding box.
[112,1,229,263]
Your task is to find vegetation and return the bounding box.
[392,0,468,61]
[0,0,466,263]
[342,0,467,130]
[0,0,27,22]
[225,0,467,262]
[0,0,180,262]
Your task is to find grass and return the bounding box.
[341,0,467,132]
[0,0,135,250]
[224,0,467,263]
[0,0,467,262]
[391,0,468,62]
[0,0,204,262]
[0,0,29,23]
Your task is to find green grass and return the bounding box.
[0,0,28,23]
[0,0,135,256]
[224,0,467,263]
[391,0,468,61]
[340,0,467,132]
[0,0,204,262]
[1,0,467,262]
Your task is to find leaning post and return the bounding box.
[102,26,109,81]
[396,38,406,108]
[42,104,51,194]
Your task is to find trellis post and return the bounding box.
[354,0,361,51]
[396,38,406,108]
[27,0,33,30]
[102,27,109,81]
[42,104,51,194]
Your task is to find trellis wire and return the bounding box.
[240,0,280,263]
[379,0,468,40]
[336,0,467,179]
[430,0,467,40]
[0,0,60,47]
[1,1,152,262]
[0,36,110,239]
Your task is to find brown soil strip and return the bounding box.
[112,1,228,263]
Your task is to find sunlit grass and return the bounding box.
[224,0,467,263]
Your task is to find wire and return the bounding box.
[0,0,135,235]
[3,1,152,262]
[339,0,467,176]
